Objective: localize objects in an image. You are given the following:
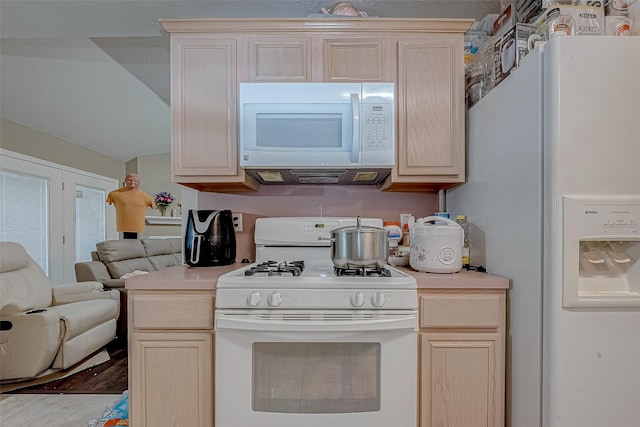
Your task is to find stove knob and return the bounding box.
[268,291,283,307]
[371,291,386,307]
[350,291,365,307]
[247,291,262,307]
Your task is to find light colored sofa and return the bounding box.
[0,242,120,381]
[74,238,183,290]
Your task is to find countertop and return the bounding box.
[125,264,509,290]
[399,267,509,289]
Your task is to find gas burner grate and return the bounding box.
[244,260,305,277]
[334,266,392,277]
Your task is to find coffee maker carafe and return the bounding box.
[184,210,236,266]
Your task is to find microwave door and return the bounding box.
[351,93,360,164]
[238,82,395,170]
[241,104,357,167]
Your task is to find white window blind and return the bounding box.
[0,170,50,275]
[75,185,107,263]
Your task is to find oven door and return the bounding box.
[215,310,418,427]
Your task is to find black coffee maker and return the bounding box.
[184,210,236,266]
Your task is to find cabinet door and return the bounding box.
[171,36,236,177]
[420,332,503,427]
[130,332,213,427]
[248,36,312,82]
[171,35,256,191]
[388,35,465,189]
[323,37,394,82]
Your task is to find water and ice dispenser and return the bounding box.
[563,196,640,307]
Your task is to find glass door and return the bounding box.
[1,150,117,285]
[0,156,62,282]
[75,184,107,260]
[63,170,117,283]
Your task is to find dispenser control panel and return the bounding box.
[571,198,640,237]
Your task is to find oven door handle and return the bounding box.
[215,312,418,332]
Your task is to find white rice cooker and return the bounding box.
[410,216,464,273]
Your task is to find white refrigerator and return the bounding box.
[447,36,640,427]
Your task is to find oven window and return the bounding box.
[252,342,381,413]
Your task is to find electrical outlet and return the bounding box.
[400,213,413,228]
[232,213,243,232]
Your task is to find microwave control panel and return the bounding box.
[361,103,393,151]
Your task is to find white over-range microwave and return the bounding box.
[239,82,395,185]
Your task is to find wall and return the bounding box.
[0,118,124,180]
[0,119,183,239]
[129,152,184,238]
[199,185,438,262]
[1,118,439,249]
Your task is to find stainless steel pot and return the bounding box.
[330,217,389,269]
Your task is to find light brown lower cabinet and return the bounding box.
[128,288,504,427]
[128,291,215,427]
[419,290,506,427]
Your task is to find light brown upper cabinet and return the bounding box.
[168,34,257,192]
[323,36,394,82]
[248,36,312,82]
[386,34,466,191]
[161,19,473,193]
[246,34,392,83]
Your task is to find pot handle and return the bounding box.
[415,216,460,227]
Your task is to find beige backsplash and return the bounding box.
[198,185,438,262]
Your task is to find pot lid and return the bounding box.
[332,216,386,233]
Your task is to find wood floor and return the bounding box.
[0,338,128,426]
[8,337,128,395]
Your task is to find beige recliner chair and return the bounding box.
[0,242,120,381]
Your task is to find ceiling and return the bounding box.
[0,0,499,162]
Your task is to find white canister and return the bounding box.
[383,221,402,249]
[605,16,633,35]
[606,0,634,16]
[409,216,464,274]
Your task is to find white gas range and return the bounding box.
[216,216,417,310]
[215,217,418,427]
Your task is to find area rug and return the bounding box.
[0,348,110,393]
[88,390,129,427]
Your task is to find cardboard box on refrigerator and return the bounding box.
[531,4,604,35]
[517,0,545,23]
[509,0,543,23]
[494,4,516,36]
[491,23,536,86]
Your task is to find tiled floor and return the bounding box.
[0,393,121,427]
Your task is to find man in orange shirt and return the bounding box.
[106,173,154,239]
